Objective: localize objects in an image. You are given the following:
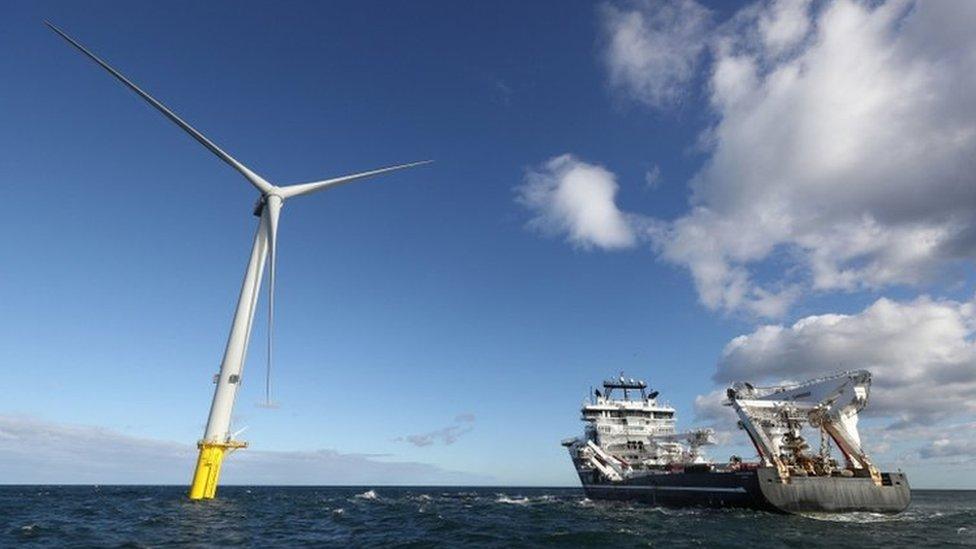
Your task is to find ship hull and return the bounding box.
[576,464,911,514]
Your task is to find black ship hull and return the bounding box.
[576,464,911,514]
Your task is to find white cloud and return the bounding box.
[689,296,976,467]
[652,209,801,316]
[692,388,740,445]
[917,425,976,462]
[0,416,490,485]
[598,0,976,316]
[713,295,976,427]
[758,0,812,55]
[601,0,712,108]
[516,154,639,250]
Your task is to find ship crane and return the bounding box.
[647,429,716,463]
[725,370,881,484]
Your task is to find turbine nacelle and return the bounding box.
[252,190,286,217]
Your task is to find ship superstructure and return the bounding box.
[574,377,712,476]
[563,370,910,514]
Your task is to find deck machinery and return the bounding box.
[727,369,882,484]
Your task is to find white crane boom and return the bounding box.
[726,370,881,484]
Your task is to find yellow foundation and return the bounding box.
[188,440,247,500]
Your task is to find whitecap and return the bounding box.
[495,495,531,505]
[355,489,379,500]
[799,512,902,523]
[646,506,701,517]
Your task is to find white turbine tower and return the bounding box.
[47,23,431,500]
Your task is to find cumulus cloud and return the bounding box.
[516,155,640,250]
[396,414,476,448]
[600,0,712,108]
[713,295,976,428]
[595,0,976,316]
[0,416,489,485]
[859,420,976,469]
[690,296,976,464]
[757,0,812,56]
[692,388,740,445]
[917,424,976,462]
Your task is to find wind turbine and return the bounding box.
[47,23,430,500]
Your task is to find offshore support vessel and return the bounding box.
[562,370,910,514]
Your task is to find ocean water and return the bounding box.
[1,486,973,547]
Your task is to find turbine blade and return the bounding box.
[279,160,432,199]
[263,196,282,407]
[45,22,274,195]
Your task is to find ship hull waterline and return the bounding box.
[575,463,911,514]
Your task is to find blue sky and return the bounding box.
[2,0,974,488]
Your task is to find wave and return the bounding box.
[355,489,379,501]
[495,495,532,505]
[799,511,913,523]
[494,494,562,506]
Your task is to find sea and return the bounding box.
[1,486,973,547]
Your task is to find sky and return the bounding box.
[1,0,973,488]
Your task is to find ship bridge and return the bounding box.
[580,375,681,463]
[583,376,675,422]
[569,373,714,470]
